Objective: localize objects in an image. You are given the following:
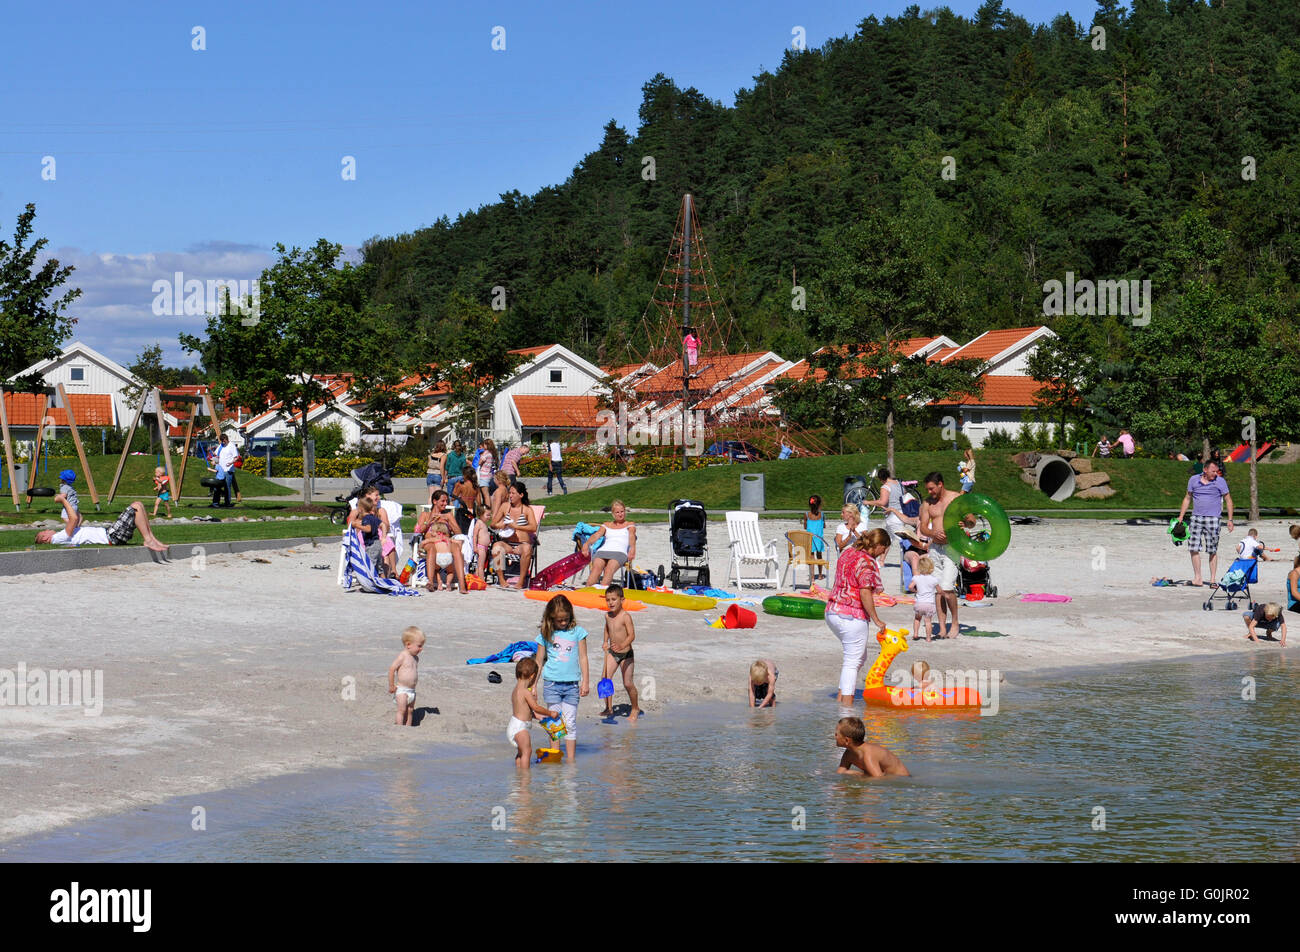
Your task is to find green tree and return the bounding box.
[0,203,81,381]
[1026,319,1103,444]
[421,291,524,440]
[180,240,370,502]
[123,344,181,453]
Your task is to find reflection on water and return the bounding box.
[4,653,1298,862]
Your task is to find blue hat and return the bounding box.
[59,469,77,483]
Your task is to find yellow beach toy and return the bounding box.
[535,747,565,763]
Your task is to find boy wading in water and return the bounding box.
[918,471,963,639]
[509,657,560,769]
[600,584,640,720]
[835,717,910,777]
[388,627,424,726]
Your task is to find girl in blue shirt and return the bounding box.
[535,595,589,759]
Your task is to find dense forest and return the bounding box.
[362,1,1300,367]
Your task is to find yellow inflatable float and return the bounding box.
[579,587,716,611]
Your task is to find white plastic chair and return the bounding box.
[726,511,780,589]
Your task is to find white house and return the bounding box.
[9,341,145,426]
[932,326,1056,446]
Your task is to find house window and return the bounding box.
[968,411,984,425]
[70,367,85,381]
[549,369,562,384]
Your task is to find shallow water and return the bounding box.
[4,653,1298,862]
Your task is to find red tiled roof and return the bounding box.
[940,327,1045,363]
[928,346,957,362]
[509,345,553,358]
[512,395,603,429]
[636,352,776,395]
[1,392,114,427]
[931,375,1043,407]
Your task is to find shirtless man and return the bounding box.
[835,717,911,777]
[918,471,962,639]
[34,498,169,552]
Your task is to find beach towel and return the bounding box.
[684,586,737,599]
[466,641,539,665]
[1019,593,1072,603]
[467,641,538,665]
[341,530,420,596]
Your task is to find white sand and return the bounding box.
[0,516,1291,842]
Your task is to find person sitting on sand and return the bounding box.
[748,659,778,708]
[1243,603,1287,647]
[388,627,424,726]
[835,717,910,777]
[600,584,640,720]
[34,498,169,552]
[509,657,560,769]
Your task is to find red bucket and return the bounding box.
[724,604,757,629]
[967,583,985,601]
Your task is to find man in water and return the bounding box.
[918,471,962,639]
[34,497,169,552]
[835,717,910,776]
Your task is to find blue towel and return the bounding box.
[684,586,737,598]
[341,531,420,596]
[466,641,539,665]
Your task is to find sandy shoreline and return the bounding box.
[1,515,1293,843]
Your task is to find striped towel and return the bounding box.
[341,530,420,596]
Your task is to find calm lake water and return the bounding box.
[4,653,1298,862]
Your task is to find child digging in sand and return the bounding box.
[748,659,778,708]
[387,627,424,726]
[600,584,640,720]
[509,657,560,769]
[835,717,910,777]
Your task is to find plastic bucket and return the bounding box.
[968,583,985,601]
[535,748,564,763]
[724,604,757,629]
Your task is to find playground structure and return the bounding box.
[106,389,222,504]
[0,383,104,513]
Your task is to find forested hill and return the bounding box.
[361,0,1300,367]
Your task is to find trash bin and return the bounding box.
[740,472,765,512]
[9,462,28,495]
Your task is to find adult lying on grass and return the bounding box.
[34,497,169,552]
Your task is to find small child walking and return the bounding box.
[600,584,640,720]
[535,594,589,760]
[152,466,173,518]
[802,494,827,580]
[908,555,940,641]
[387,626,425,726]
[508,657,560,769]
[748,659,778,708]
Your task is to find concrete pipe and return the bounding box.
[1034,454,1076,501]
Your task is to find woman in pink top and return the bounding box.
[824,527,892,706]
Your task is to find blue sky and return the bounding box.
[1,0,1103,368]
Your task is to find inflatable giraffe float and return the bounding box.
[860,628,983,709]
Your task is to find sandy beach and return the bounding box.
[1,515,1293,842]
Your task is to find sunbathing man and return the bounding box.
[34,497,169,551]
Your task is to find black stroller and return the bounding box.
[664,499,710,589]
[957,554,997,599]
[329,462,395,524]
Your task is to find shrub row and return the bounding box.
[516,451,623,478]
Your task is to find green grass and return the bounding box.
[0,453,293,525]
[540,451,1300,516]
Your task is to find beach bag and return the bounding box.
[625,567,657,590]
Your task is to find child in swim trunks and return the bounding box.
[152,466,173,519]
[600,584,640,720]
[509,656,559,769]
[423,521,456,591]
[388,626,424,726]
[835,716,911,777]
[748,659,778,708]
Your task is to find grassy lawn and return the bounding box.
[540,451,1300,516]
[0,453,293,525]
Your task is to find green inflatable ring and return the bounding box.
[942,493,1011,561]
[762,595,826,620]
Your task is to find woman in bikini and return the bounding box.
[490,482,539,586]
[475,471,513,574]
[581,499,637,587]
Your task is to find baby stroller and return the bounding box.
[338,461,395,503]
[957,555,997,599]
[665,499,709,589]
[1202,557,1258,611]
